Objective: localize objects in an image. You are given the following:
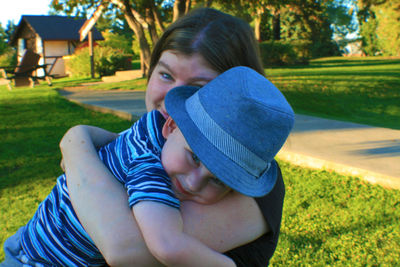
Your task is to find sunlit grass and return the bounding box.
[271,160,400,266]
[266,56,400,129]
[1,57,399,265]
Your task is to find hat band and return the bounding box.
[185,93,270,177]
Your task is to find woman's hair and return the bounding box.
[148,8,265,79]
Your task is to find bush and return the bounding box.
[290,40,313,62]
[65,46,132,78]
[259,40,310,66]
[360,18,380,56]
[0,48,17,78]
[310,40,341,58]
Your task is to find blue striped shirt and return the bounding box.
[20,110,179,266]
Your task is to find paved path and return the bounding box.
[59,88,400,190]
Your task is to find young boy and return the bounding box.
[2,66,294,266]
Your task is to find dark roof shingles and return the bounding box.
[21,15,103,41]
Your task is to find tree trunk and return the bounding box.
[152,3,165,32]
[145,7,159,45]
[173,0,187,22]
[272,10,281,41]
[185,0,191,14]
[254,7,263,41]
[121,0,151,77]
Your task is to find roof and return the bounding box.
[10,15,103,45]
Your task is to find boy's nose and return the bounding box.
[186,167,209,192]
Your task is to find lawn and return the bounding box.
[0,57,399,265]
[266,56,400,129]
[59,56,400,129]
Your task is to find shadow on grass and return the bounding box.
[0,97,132,191]
[269,70,400,79]
[267,58,400,70]
[310,58,400,68]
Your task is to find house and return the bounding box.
[10,15,103,77]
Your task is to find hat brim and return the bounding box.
[165,86,277,197]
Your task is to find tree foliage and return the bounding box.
[372,0,400,56]
[0,21,16,55]
[357,0,400,56]
[0,25,7,55]
[0,21,17,69]
[51,0,165,76]
[48,0,394,73]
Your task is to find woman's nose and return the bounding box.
[174,79,189,89]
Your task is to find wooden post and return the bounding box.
[79,4,104,79]
[88,30,95,78]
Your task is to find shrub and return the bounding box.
[259,40,310,66]
[360,18,380,56]
[65,46,132,78]
[0,48,17,78]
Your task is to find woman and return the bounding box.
[63,8,285,266]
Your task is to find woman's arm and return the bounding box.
[133,201,235,267]
[60,125,162,267]
[180,192,268,252]
[60,126,268,266]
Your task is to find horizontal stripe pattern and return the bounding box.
[21,110,178,265]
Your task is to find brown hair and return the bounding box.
[148,8,265,79]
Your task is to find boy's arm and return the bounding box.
[133,201,236,267]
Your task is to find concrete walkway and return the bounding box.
[59,88,400,190]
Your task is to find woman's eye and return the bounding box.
[160,72,173,81]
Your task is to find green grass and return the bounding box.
[84,77,147,91]
[272,160,400,266]
[1,57,400,265]
[0,81,133,261]
[266,56,400,129]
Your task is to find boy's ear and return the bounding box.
[162,117,177,139]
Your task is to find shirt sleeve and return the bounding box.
[125,154,180,209]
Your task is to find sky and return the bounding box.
[0,0,52,27]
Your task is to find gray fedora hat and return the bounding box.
[165,66,294,197]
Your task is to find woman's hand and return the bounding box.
[59,125,118,172]
[60,125,119,153]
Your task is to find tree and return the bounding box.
[0,21,17,68]
[0,21,16,54]
[326,0,357,39]
[356,0,400,56]
[372,0,400,56]
[51,0,170,77]
[0,24,8,55]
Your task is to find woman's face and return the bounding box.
[146,50,220,119]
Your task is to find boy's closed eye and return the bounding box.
[190,152,201,167]
[209,176,226,187]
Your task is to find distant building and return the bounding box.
[10,15,103,77]
[342,40,364,57]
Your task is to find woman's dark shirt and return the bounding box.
[224,163,285,266]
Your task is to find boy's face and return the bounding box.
[161,118,232,204]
